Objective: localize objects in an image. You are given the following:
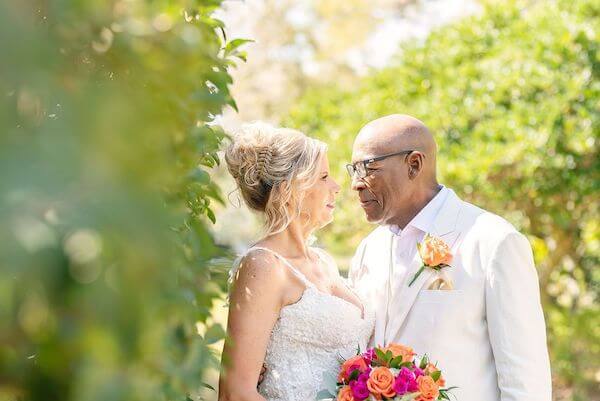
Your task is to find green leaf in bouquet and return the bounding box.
[431,370,441,382]
[385,350,393,362]
[322,370,338,394]
[316,389,335,400]
[390,356,403,368]
[439,387,459,401]
[399,361,413,369]
[348,368,360,382]
[419,354,429,369]
[375,348,388,364]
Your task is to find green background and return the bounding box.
[0,0,597,400]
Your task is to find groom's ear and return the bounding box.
[407,152,424,179]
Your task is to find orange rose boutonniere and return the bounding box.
[408,233,453,287]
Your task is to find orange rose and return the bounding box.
[416,375,439,401]
[418,234,453,267]
[383,343,416,363]
[337,385,355,401]
[424,363,437,375]
[338,355,369,382]
[424,363,445,387]
[367,367,396,400]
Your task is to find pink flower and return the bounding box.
[363,348,375,364]
[398,367,415,381]
[350,379,370,401]
[338,355,369,383]
[393,367,419,395]
[393,378,409,395]
[408,378,419,392]
[357,368,371,383]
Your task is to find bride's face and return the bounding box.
[300,154,340,230]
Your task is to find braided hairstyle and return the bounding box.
[224,121,327,236]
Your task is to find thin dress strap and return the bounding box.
[247,246,315,288]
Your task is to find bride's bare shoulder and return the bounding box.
[231,248,288,288]
[228,249,293,310]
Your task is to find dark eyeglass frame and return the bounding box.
[346,150,415,179]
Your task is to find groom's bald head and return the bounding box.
[355,114,437,180]
[351,114,440,227]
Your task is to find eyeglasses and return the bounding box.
[346,150,415,179]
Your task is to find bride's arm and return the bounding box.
[218,252,287,401]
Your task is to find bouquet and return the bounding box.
[318,343,456,401]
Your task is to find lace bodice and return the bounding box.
[231,247,375,401]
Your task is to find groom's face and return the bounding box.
[350,143,412,224]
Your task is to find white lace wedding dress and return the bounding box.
[231,247,375,401]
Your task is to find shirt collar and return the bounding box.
[388,185,449,236]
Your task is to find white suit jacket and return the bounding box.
[349,188,552,401]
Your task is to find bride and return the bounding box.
[218,122,375,401]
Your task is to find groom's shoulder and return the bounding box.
[458,197,524,244]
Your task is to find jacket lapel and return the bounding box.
[383,189,464,345]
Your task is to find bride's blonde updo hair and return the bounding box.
[225,122,327,236]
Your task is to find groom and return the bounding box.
[347,114,552,401]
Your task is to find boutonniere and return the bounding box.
[408,233,453,287]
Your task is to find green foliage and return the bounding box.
[0,1,245,400]
[389,356,403,369]
[348,368,360,382]
[286,0,599,398]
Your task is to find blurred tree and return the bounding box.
[0,1,247,400]
[218,0,419,127]
[286,0,599,399]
